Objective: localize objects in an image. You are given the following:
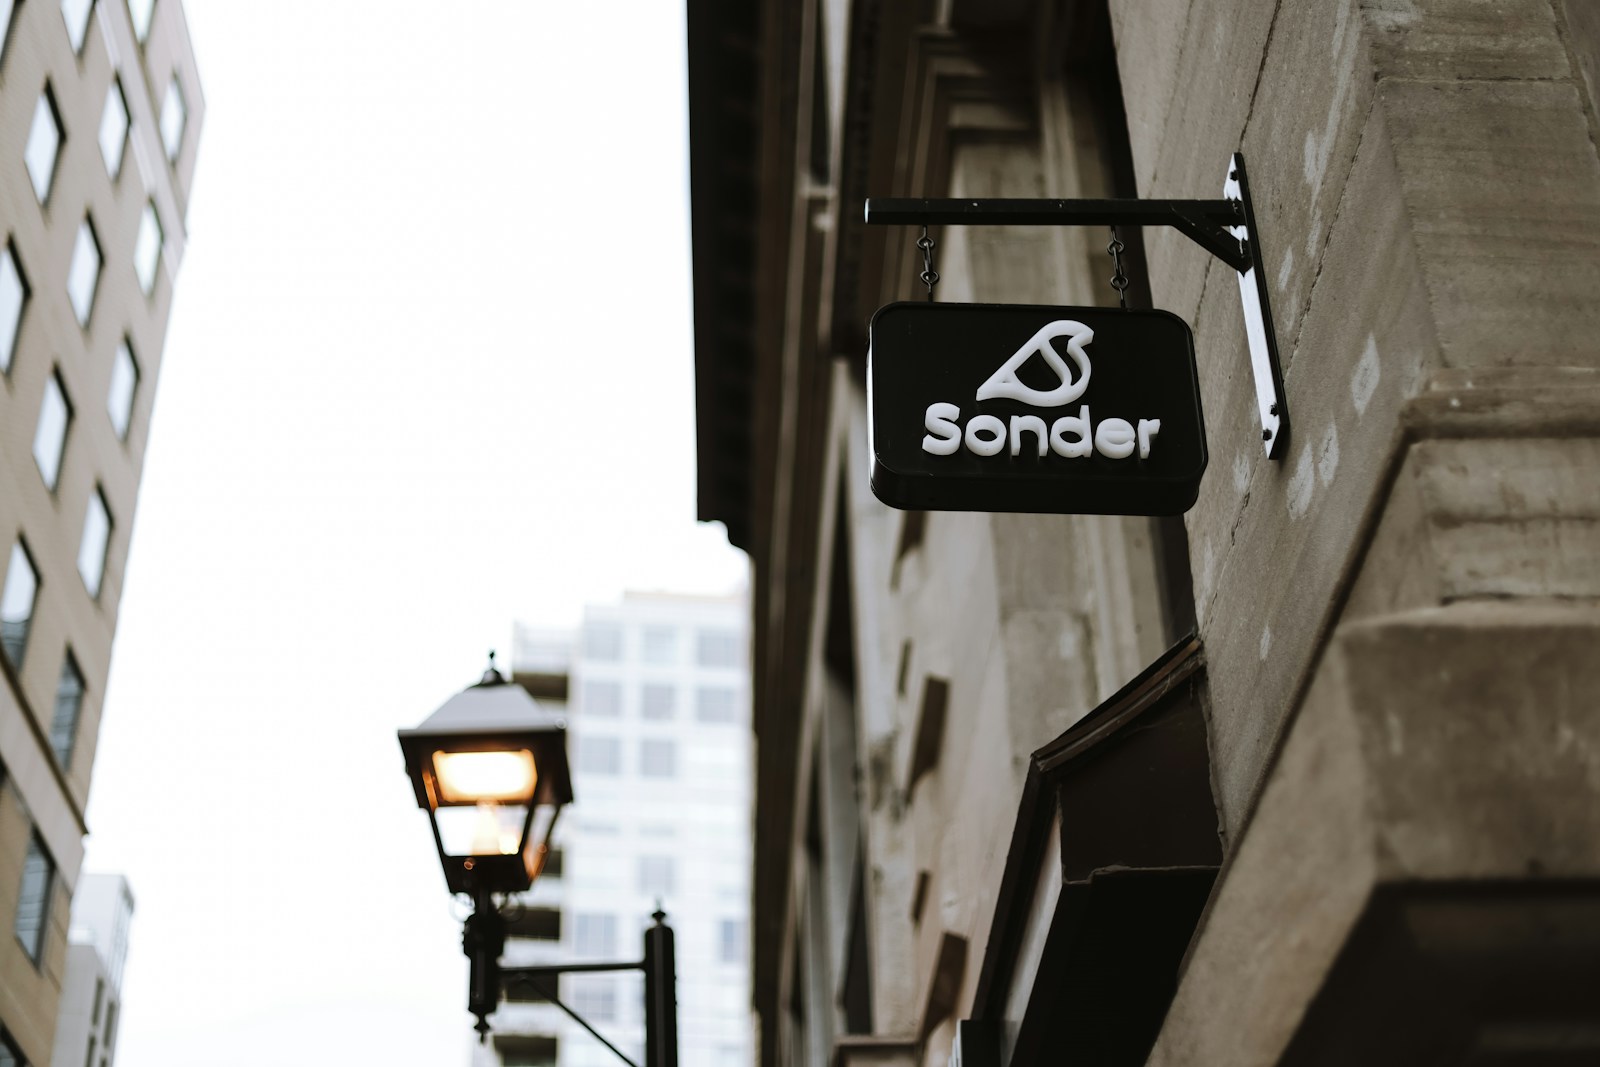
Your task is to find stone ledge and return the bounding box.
[1147,600,1600,1066]
[1405,367,1600,440]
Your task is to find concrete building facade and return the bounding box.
[484,593,753,1067]
[688,1,1600,1064]
[0,1,200,1062]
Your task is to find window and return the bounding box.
[576,735,620,775]
[639,738,676,778]
[637,855,675,898]
[541,846,563,878]
[16,832,54,963]
[102,999,116,1045]
[583,622,622,661]
[99,78,128,178]
[572,913,616,957]
[2,540,39,669]
[33,371,71,490]
[160,75,185,161]
[62,0,93,51]
[568,976,618,1023]
[640,683,675,721]
[83,1035,96,1067]
[0,241,25,372]
[92,978,104,1025]
[134,201,161,294]
[68,218,100,326]
[107,340,137,439]
[696,628,741,668]
[495,1035,557,1067]
[718,918,745,964]
[26,86,63,204]
[641,625,677,664]
[78,488,111,598]
[127,0,153,41]
[582,679,621,716]
[502,904,560,941]
[696,686,739,724]
[51,651,84,767]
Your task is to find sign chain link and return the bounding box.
[1107,227,1129,310]
[917,224,939,302]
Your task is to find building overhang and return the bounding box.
[686,0,762,551]
[969,634,1221,1066]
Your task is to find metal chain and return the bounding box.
[917,224,939,302]
[1107,228,1129,310]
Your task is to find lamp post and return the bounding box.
[399,655,678,1067]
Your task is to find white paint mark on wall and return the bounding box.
[1287,444,1316,518]
[1302,0,1358,261]
[1277,247,1294,293]
[1385,711,1405,757]
[1365,0,1422,33]
[1259,625,1272,661]
[1194,536,1217,622]
[1317,423,1340,487]
[1351,334,1380,415]
[1302,130,1322,187]
[1233,452,1251,493]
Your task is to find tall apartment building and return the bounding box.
[48,873,132,1067]
[485,593,753,1067]
[689,0,1600,1064]
[0,1,201,1063]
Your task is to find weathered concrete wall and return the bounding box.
[758,2,1600,1063]
[1106,0,1600,1058]
[1112,0,1600,834]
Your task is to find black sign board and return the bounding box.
[869,302,1207,515]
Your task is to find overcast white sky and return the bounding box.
[80,3,747,1063]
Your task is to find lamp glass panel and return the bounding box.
[433,748,536,803]
[435,801,528,857]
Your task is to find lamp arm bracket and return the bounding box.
[504,972,642,1067]
[864,153,1290,459]
[500,959,646,979]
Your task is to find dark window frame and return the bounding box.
[33,367,74,492]
[15,830,55,966]
[2,538,41,672]
[0,238,29,375]
[26,82,65,206]
[50,648,85,768]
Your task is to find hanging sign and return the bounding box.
[868,302,1207,515]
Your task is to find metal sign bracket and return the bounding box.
[865,152,1289,459]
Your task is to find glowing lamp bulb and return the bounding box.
[433,749,537,803]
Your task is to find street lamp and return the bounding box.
[398,653,573,898]
[399,655,678,1067]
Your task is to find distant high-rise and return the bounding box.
[48,873,133,1067]
[486,592,753,1067]
[0,1,201,1062]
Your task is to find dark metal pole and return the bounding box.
[643,909,679,1067]
[464,884,505,1042]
